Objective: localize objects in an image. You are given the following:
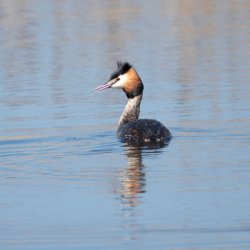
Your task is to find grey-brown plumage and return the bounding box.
[117,119,171,144]
[93,61,172,144]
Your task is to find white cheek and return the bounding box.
[111,74,128,89]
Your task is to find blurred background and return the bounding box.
[0,1,250,249]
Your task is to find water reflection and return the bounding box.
[119,145,145,208]
[117,142,168,208]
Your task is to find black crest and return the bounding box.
[109,61,132,80]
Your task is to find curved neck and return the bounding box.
[118,94,143,127]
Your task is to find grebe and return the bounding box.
[93,61,171,144]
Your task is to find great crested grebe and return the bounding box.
[93,61,171,144]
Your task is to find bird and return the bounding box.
[93,61,171,144]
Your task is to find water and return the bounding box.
[1,1,250,249]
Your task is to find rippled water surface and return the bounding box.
[1,1,250,249]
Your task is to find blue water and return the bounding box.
[1,1,250,249]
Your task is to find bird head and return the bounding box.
[93,61,143,98]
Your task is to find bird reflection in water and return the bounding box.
[115,142,168,240]
[117,142,168,208]
[119,145,145,207]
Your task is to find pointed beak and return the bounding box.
[92,78,119,92]
[92,82,113,92]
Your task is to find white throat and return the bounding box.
[118,94,143,127]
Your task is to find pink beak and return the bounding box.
[92,82,113,92]
[92,77,120,92]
